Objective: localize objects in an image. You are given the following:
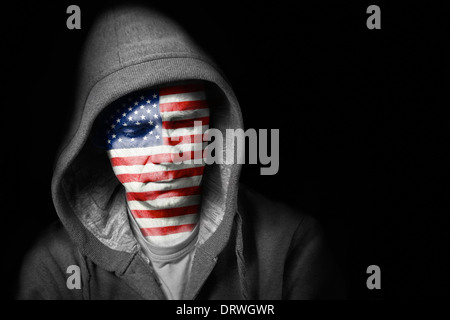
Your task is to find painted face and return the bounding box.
[94,82,210,248]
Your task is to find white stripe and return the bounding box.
[107,142,208,158]
[112,162,204,175]
[135,214,198,229]
[123,176,203,192]
[159,91,206,104]
[161,108,210,121]
[128,195,201,210]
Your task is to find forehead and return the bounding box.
[92,83,209,149]
[102,88,160,126]
[101,83,208,121]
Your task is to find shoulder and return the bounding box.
[237,183,322,245]
[238,183,318,228]
[26,221,80,263]
[16,221,86,299]
[19,220,85,281]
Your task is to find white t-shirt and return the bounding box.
[128,209,198,300]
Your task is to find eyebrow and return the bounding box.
[160,108,210,121]
[162,116,210,130]
[159,99,209,112]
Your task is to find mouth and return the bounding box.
[139,166,205,184]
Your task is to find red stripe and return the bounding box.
[141,224,196,236]
[110,151,205,166]
[131,205,200,219]
[163,133,207,146]
[117,166,205,183]
[159,84,205,96]
[162,117,209,129]
[160,100,208,112]
[126,186,201,201]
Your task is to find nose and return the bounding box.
[144,153,173,165]
[166,135,183,146]
[168,135,184,162]
[143,135,190,165]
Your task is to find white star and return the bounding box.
[123,123,128,127]
[111,124,115,129]
[140,115,145,120]
[131,138,135,141]
[108,140,111,144]
[156,135,160,139]
[152,103,157,108]
[136,121,141,125]
[140,105,144,109]
[112,134,116,138]
[152,94,157,98]
[116,118,120,123]
[122,113,126,117]
[149,131,154,135]
[134,101,138,106]
[128,107,132,111]
[128,116,133,121]
[143,136,147,140]
[155,125,159,129]
[140,96,144,100]
[134,110,138,115]
[146,109,151,114]
[146,100,151,104]
[148,120,153,125]
[118,138,122,142]
[153,114,158,119]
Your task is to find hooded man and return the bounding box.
[16,5,345,300]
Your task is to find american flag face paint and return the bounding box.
[94,83,210,248]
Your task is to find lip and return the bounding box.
[143,179,175,184]
[139,180,194,191]
[140,165,205,184]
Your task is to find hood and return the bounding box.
[51,4,243,276]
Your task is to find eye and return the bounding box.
[120,125,150,138]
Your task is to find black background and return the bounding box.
[2,0,447,300]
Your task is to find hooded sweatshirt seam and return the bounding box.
[285,215,307,258]
[281,215,307,299]
[234,209,249,299]
[111,7,122,67]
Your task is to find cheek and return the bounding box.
[109,162,130,176]
[107,150,129,179]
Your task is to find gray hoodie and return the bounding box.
[16,4,345,300]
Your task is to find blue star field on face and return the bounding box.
[98,89,163,150]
